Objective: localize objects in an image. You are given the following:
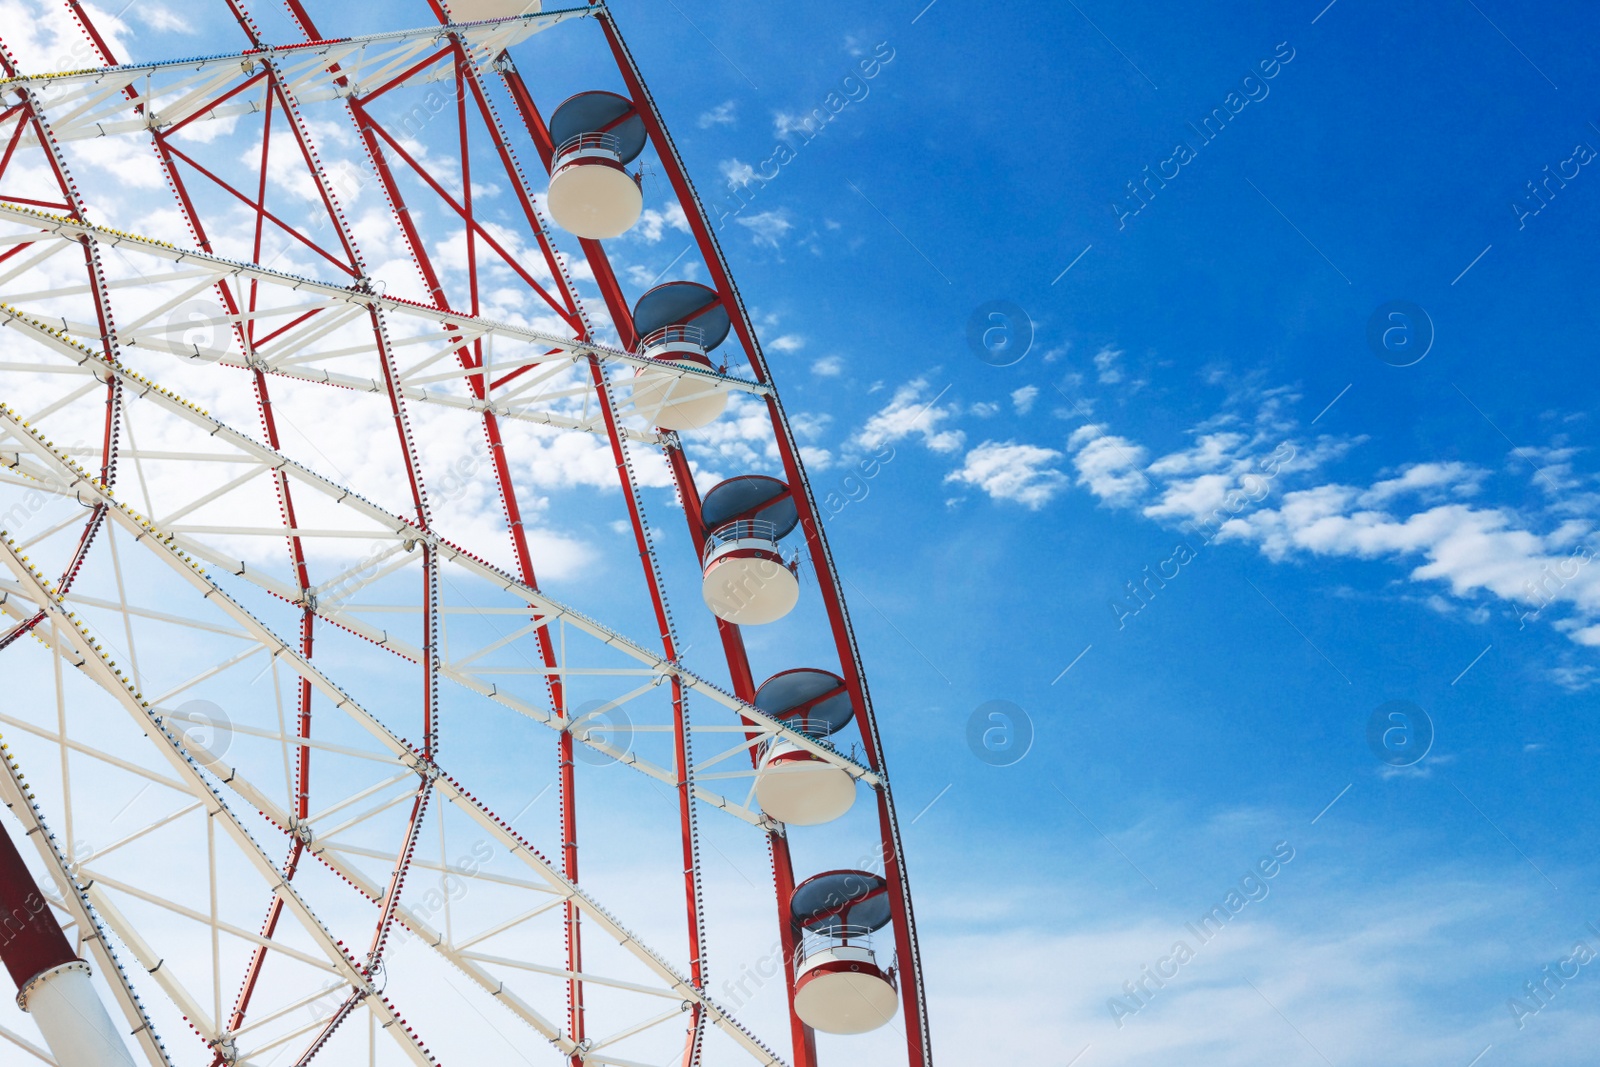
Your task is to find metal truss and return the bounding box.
[0,202,765,442]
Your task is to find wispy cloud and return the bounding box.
[917,807,1595,1066]
[1094,345,1125,384]
[1045,382,1600,647]
[136,3,198,34]
[853,377,963,454]
[736,209,793,248]
[720,157,757,188]
[697,100,737,128]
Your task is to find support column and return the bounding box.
[0,815,135,1066]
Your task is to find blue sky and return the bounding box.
[599,0,1600,1062]
[1,0,1599,1064]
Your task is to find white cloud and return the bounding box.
[767,334,805,354]
[679,392,782,472]
[853,378,963,454]
[1571,624,1600,646]
[1522,444,1584,496]
[0,0,131,74]
[1147,432,1248,477]
[719,158,757,188]
[1093,345,1124,384]
[1237,497,1598,609]
[1011,385,1038,415]
[799,445,833,470]
[511,430,673,491]
[1139,433,1297,529]
[1143,472,1244,525]
[696,100,737,128]
[1118,448,1600,645]
[633,202,690,243]
[946,441,1067,509]
[970,401,1000,418]
[1066,424,1149,507]
[774,110,827,139]
[1050,390,1587,643]
[811,355,843,377]
[736,210,793,249]
[1360,461,1487,504]
[1550,664,1599,690]
[72,136,167,190]
[136,4,196,33]
[788,411,831,441]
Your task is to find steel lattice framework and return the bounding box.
[0,3,929,1066]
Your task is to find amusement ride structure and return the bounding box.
[0,2,929,1065]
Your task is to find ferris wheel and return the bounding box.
[0,3,930,1066]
